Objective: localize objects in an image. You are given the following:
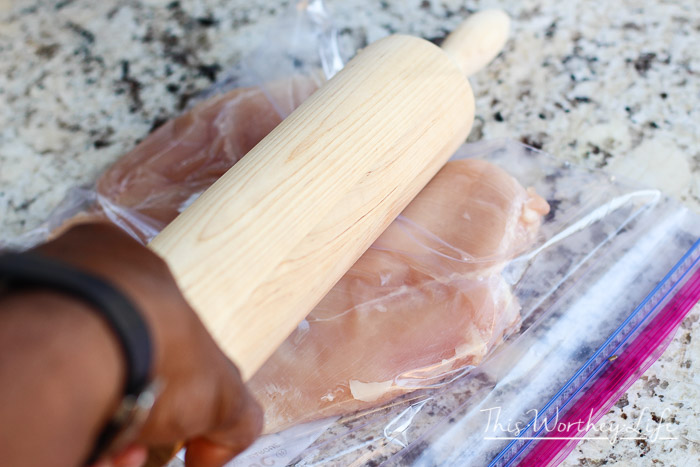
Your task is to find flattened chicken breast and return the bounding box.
[90,76,318,241]
[249,160,549,433]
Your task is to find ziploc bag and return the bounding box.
[222,140,699,467]
[3,2,699,466]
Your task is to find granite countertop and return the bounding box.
[1,0,698,465]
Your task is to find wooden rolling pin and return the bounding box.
[229,9,512,380]
[144,9,509,465]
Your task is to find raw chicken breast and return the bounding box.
[82,76,318,241]
[249,159,549,433]
[375,159,550,276]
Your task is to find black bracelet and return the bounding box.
[0,251,153,464]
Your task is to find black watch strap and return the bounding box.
[0,251,153,462]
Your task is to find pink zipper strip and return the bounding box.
[518,262,700,466]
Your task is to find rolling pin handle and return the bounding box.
[440,9,511,77]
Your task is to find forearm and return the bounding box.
[0,290,124,466]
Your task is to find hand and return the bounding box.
[2,222,262,467]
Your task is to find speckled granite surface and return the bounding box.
[1,0,698,465]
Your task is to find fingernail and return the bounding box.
[113,445,148,467]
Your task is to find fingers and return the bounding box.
[111,445,148,467]
[184,391,263,467]
[137,320,263,464]
[91,444,148,467]
[183,350,262,467]
[180,354,263,467]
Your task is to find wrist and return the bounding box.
[0,290,125,466]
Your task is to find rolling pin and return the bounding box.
[145,9,510,465]
[227,10,512,380]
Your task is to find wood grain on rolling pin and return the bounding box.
[150,35,474,379]
[231,10,510,378]
[232,111,474,379]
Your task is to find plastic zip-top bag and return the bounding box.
[4,2,699,466]
[227,140,699,467]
